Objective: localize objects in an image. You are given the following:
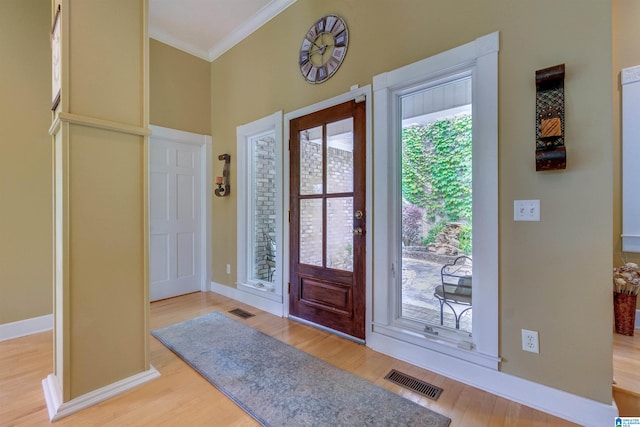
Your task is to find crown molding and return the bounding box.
[148,30,210,61]
[207,0,297,62]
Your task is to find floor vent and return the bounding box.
[228,308,255,319]
[384,369,443,401]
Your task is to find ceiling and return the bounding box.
[148,0,297,62]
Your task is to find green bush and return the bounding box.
[402,116,472,223]
[422,220,447,246]
[458,223,472,255]
[403,115,473,250]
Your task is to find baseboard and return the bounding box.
[209,281,284,317]
[42,365,160,421]
[368,331,618,427]
[0,314,53,342]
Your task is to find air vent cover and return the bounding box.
[384,369,443,401]
[228,308,255,319]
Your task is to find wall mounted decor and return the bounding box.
[535,64,566,171]
[299,15,348,84]
[215,154,230,197]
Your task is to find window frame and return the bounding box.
[371,32,499,368]
[236,111,284,302]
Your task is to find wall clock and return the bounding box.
[299,15,348,84]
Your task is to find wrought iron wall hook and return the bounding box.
[215,154,230,197]
[535,64,566,171]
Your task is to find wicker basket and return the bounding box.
[614,292,637,336]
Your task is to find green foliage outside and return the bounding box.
[402,115,472,255]
[457,223,472,255]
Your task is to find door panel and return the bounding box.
[150,138,201,301]
[289,99,366,340]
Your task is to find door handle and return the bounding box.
[353,227,363,236]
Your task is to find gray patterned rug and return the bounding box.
[151,311,450,427]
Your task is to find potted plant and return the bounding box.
[613,262,640,336]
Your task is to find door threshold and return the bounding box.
[288,315,365,345]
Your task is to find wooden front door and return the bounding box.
[289,99,366,340]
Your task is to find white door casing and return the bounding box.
[149,125,211,301]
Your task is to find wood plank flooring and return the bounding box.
[613,331,640,415]
[613,332,640,393]
[1,291,581,426]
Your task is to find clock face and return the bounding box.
[299,15,348,84]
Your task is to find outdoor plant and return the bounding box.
[423,220,447,246]
[402,203,423,246]
[402,115,472,222]
[402,115,473,251]
[457,223,472,255]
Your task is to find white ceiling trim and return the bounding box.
[149,0,297,63]
[148,28,211,61]
[207,0,297,62]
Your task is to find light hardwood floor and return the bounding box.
[613,331,640,416]
[1,292,582,426]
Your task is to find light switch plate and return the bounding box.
[514,200,540,221]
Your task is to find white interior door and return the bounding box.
[150,136,202,301]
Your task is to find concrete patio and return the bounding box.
[401,257,472,334]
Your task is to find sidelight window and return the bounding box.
[237,112,283,301]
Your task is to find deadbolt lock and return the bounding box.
[354,210,363,219]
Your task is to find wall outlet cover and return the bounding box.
[522,329,540,353]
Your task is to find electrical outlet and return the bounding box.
[226,264,231,275]
[522,329,539,354]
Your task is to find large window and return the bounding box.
[400,77,473,335]
[372,32,498,368]
[237,112,283,302]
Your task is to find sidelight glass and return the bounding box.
[250,133,277,284]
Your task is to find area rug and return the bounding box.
[151,312,450,427]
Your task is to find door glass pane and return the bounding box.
[300,126,323,195]
[326,197,353,271]
[251,133,276,285]
[400,77,473,334]
[300,199,323,266]
[326,118,353,194]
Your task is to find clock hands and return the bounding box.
[310,38,324,50]
[308,31,335,56]
[309,45,327,56]
[309,43,334,56]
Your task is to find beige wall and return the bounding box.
[210,0,614,403]
[150,39,211,135]
[0,0,52,325]
[53,0,148,399]
[0,6,210,328]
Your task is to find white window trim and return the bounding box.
[236,111,284,303]
[371,32,499,369]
